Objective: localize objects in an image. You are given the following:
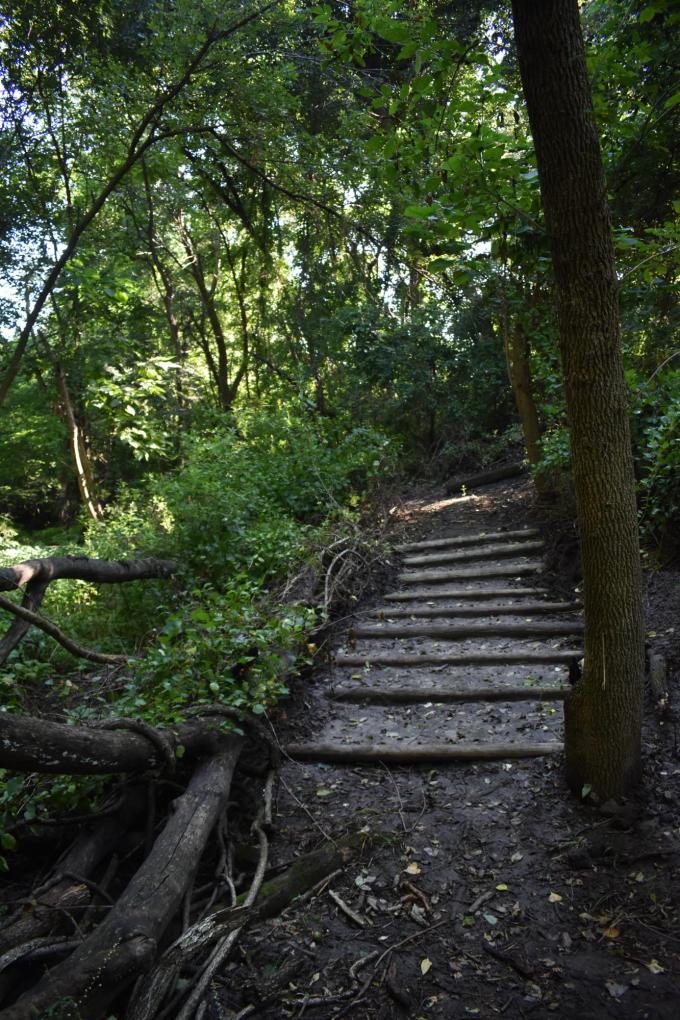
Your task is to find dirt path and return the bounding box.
[221,482,680,1019]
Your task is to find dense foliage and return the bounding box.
[0,0,678,850]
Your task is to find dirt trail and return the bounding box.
[224,481,680,1019]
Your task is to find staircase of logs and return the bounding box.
[288,525,583,765]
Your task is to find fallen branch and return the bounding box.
[2,737,243,1020]
[0,594,127,664]
[0,556,175,666]
[0,556,176,593]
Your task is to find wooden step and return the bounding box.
[286,742,563,764]
[336,649,580,667]
[402,540,544,567]
[384,587,550,602]
[331,685,569,704]
[372,601,581,619]
[398,563,542,585]
[395,528,541,553]
[352,621,583,641]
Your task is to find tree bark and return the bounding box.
[0,712,227,774]
[511,0,645,797]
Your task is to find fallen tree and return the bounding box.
[2,737,244,1020]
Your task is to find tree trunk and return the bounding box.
[511,0,645,797]
[504,323,542,468]
[53,363,102,521]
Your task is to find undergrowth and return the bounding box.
[0,408,396,867]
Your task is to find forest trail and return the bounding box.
[288,490,583,766]
[255,479,679,1020]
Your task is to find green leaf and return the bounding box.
[373,16,412,45]
[404,204,436,219]
[0,833,16,851]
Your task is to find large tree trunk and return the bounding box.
[511,0,645,798]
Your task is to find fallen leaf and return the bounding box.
[647,959,665,974]
[405,862,422,876]
[603,927,620,939]
[510,851,523,863]
[316,788,332,797]
[605,980,628,999]
[483,913,498,925]
[496,883,508,891]
[548,892,563,903]
[421,958,432,975]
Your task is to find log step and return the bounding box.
[336,649,580,667]
[402,540,544,567]
[384,587,550,602]
[395,528,541,553]
[398,563,542,585]
[353,621,583,641]
[286,742,563,764]
[373,601,581,619]
[331,685,569,704]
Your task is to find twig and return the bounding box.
[381,764,408,833]
[328,889,368,928]
[288,868,343,911]
[482,941,534,980]
[279,775,333,843]
[469,889,495,913]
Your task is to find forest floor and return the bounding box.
[222,477,680,1020]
